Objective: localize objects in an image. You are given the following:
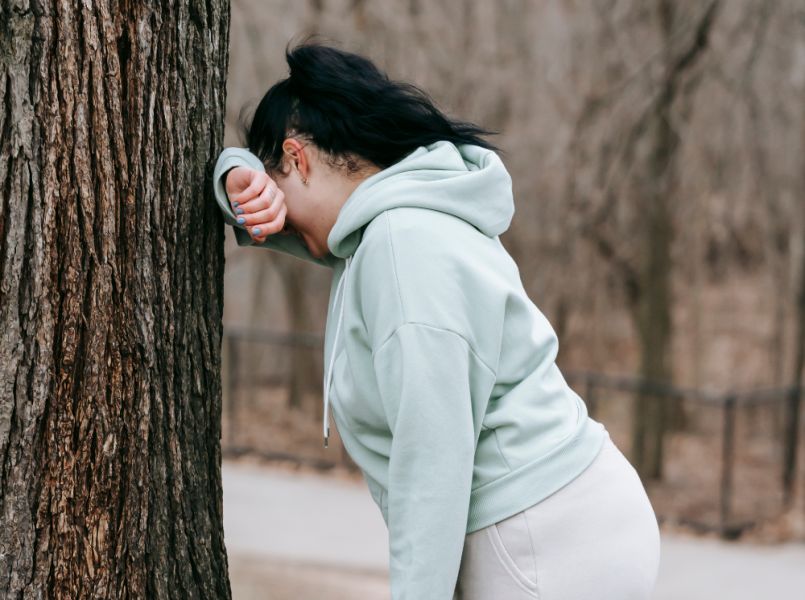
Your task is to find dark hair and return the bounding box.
[241,35,502,176]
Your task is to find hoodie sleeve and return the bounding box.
[212,147,337,268]
[371,322,493,600]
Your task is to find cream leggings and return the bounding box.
[453,432,661,599]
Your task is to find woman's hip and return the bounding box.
[454,433,661,599]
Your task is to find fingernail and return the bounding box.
[233,201,239,207]
[253,227,262,236]
[237,217,246,224]
[236,207,244,214]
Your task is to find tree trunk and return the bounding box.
[785,102,805,513]
[0,2,232,598]
[281,262,320,416]
[630,99,675,480]
[629,0,720,480]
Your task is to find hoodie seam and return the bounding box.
[383,212,407,323]
[371,321,496,378]
[376,210,495,376]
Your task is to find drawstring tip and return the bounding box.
[323,434,329,448]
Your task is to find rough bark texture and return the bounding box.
[0,1,232,598]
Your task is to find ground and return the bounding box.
[222,458,805,600]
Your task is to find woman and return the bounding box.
[213,39,661,600]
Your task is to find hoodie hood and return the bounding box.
[322,141,514,447]
[327,140,514,259]
[321,140,514,447]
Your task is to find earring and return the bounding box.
[294,163,308,186]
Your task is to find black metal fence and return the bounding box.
[222,328,804,540]
[564,371,802,539]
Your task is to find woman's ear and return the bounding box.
[282,138,310,184]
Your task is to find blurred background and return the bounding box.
[218,1,805,598]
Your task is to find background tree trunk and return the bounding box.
[0,2,232,598]
[785,92,805,515]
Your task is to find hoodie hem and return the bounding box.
[465,417,608,533]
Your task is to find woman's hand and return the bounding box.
[224,166,288,244]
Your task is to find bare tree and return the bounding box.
[786,83,805,514]
[0,2,232,597]
[563,0,721,479]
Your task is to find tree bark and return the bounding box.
[0,1,232,598]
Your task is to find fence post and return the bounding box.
[719,394,737,537]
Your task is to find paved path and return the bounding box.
[223,462,388,571]
[652,534,805,600]
[223,460,805,600]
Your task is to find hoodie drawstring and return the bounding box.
[323,254,352,447]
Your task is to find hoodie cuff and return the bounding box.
[212,147,267,231]
[212,147,339,268]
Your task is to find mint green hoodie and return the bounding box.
[213,140,607,599]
